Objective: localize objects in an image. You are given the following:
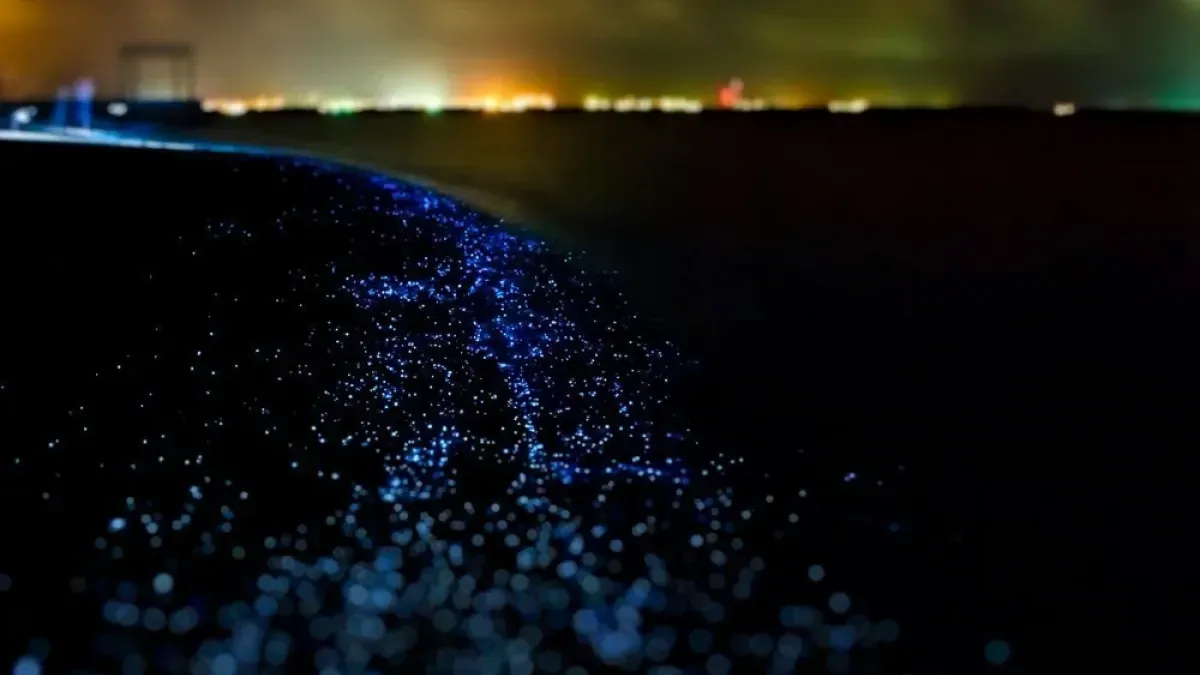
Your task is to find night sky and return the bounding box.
[2,0,1199,103]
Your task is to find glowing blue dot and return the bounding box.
[152,573,174,595]
[689,629,713,653]
[596,631,639,661]
[12,657,40,675]
[572,609,600,636]
[874,618,901,643]
[777,633,804,659]
[829,625,857,651]
[985,639,1012,665]
[705,653,731,675]
[254,594,279,617]
[828,591,851,614]
[807,564,825,581]
[557,560,578,579]
[780,605,818,628]
[143,608,167,631]
[211,653,237,675]
[109,518,126,532]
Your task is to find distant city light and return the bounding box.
[828,99,870,114]
[588,95,697,113]
[182,91,1029,116]
[317,99,363,115]
[201,99,249,116]
[657,97,703,113]
[613,96,653,112]
[583,96,612,112]
[250,96,286,112]
[379,95,445,113]
[106,102,129,117]
[733,98,766,111]
[1053,102,1077,117]
[205,93,556,115]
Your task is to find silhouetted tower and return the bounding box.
[118,43,197,101]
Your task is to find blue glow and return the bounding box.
[11,658,40,675]
[152,573,174,595]
[985,639,1012,665]
[0,128,896,674]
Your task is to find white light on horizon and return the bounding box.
[828,99,870,114]
[1053,102,1077,117]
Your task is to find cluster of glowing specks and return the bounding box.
[336,221,688,486]
[1,148,905,674]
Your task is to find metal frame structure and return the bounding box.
[118,43,197,101]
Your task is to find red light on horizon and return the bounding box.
[718,78,744,109]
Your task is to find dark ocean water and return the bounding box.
[1,114,1197,673]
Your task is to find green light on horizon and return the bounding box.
[1157,98,1200,112]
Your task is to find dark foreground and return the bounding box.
[1,140,906,675]
[193,109,1198,657]
[0,112,1196,672]
[188,110,1200,472]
